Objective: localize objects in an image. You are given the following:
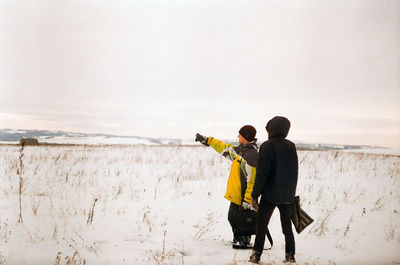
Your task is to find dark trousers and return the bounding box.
[253,198,295,255]
[228,202,240,240]
[228,202,258,241]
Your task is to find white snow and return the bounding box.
[343,148,400,156]
[35,136,181,146]
[0,145,399,264]
[38,136,155,145]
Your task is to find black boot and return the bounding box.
[232,240,240,249]
[249,250,260,263]
[283,252,296,263]
[233,235,252,249]
[239,235,251,248]
[231,230,240,248]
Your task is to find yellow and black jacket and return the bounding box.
[207,137,258,206]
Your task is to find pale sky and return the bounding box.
[1,0,399,148]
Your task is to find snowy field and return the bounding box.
[0,144,399,265]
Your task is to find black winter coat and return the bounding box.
[251,116,298,204]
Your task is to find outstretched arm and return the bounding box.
[207,137,238,162]
[195,133,239,161]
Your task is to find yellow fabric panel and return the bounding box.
[208,137,229,154]
[243,166,256,203]
[224,157,242,205]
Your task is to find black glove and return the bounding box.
[195,133,209,146]
[251,198,259,212]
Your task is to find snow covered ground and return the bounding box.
[0,144,399,265]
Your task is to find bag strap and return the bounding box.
[265,227,273,248]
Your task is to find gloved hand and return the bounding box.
[242,202,252,210]
[195,133,209,146]
[251,198,259,212]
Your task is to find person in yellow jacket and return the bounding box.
[195,125,258,249]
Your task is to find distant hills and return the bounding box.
[0,128,182,145]
[0,128,381,150]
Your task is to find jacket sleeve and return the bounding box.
[251,143,273,200]
[207,137,238,162]
[241,161,257,203]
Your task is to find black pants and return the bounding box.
[253,198,295,255]
[228,202,257,240]
[228,202,240,240]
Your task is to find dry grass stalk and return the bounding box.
[87,198,98,225]
[17,141,25,223]
[54,252,62,265]
[65,251,86,265]
[161,230,167,261]
[231,250,238,265]
[344,215,353,237]
[193,212,216,240]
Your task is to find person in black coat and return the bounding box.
[249,116,298,264]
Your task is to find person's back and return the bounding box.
[263,136,298,204]
[250,116,298,263]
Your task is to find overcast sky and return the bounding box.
[0,0,399,148]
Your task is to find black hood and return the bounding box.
[266,116,291,139]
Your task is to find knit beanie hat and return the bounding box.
[239,125,257,142]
